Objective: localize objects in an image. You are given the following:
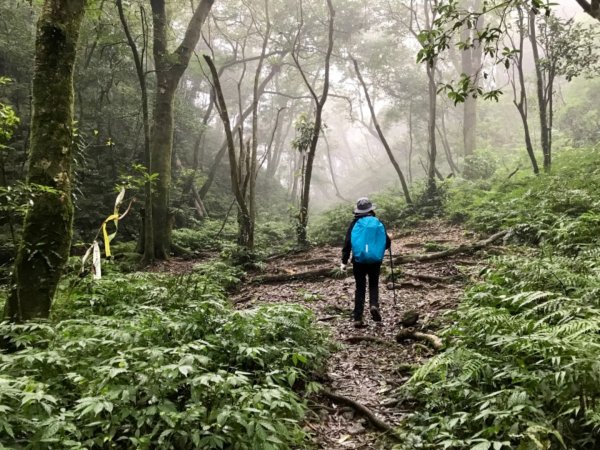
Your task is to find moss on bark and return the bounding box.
[3,0,85,321]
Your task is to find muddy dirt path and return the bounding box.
[231,220,487,449]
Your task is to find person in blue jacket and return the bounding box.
[341,197,391,328]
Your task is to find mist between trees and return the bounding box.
[0,0,598,316]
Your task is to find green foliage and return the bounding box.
[556,78,600,147]
[396,253,600,449]
[171,220,237,254]
[310,190,416,245]
[396,147,600,449]
[0,81,19,146]
[309,203,349,245]
[291,113,315,154]
[0,264,330,449]
[462,152,498,181]
[446,148,600,248]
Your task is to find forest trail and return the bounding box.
[231,220,488,449]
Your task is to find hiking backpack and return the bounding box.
[351,216,386,263]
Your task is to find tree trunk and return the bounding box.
[529,11,551,172]
[426,62,438,195]
[248,0,272,251]
[198,61,284,200]
[461,0,483,157]
[203,55,252,248]
[294,0,335,247]
[150,78,176,258]
[4,0,85,321]
[408,100,414,184]
[352,57,412,205]
[116,0,154,264]
[512,7,539,175]
[148,0,214,259]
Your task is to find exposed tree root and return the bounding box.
[321,390,397,435]
[395,328,443,350]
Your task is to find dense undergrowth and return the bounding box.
[396,147,600,449]
[0,263,329,449]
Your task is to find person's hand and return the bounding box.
[340,263,347,272]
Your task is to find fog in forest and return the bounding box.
[1,0,600,447]
[2,0,598,228]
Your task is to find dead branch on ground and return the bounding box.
[395,328,443,350]
[321,390,397,435]
[393,229,509,264]
[252,230,509,284]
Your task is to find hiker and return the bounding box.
[341,197,391,328]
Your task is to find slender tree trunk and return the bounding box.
[529,10,551,172]
[426,61,438,194]
[248,0,271,251]
[265,111,288,179]
[408,100,414,184]
[512,7,539,175]
[323,134,348,201]
[198,62,284,200]
[293,0,335,246]
[438,111,460,174]
[4,0,85,321]
[203,55,252,248]
[116,0,154,264]
[352,57,412,205]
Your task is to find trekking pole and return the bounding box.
[389,247,397,306]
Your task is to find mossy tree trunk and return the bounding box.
[3,0,86,321]
[149,0,214,259]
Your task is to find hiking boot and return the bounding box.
[353,319,366,328]
[370,306,382,322]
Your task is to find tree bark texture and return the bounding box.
[149,0,214,259]
[4,0,86,321]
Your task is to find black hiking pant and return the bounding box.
[352,262,381,321]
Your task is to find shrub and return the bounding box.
[462,153,497,180]
[396,253,600,450]
[0,264,330,449]
[396,147,600,450]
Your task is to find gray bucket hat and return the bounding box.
[354,197,376,214]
